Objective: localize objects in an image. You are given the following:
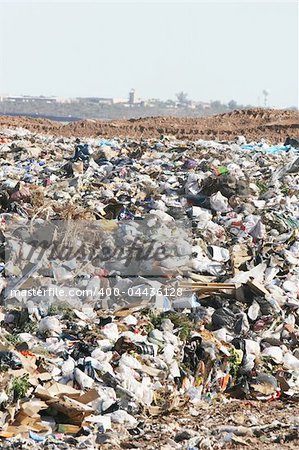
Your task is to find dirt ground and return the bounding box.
[0,108,298,143]
[133,400,299,449]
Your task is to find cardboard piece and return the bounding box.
[247,278,270,297]
[76,389,100,405]
[47,382,80,398]
[47,395,94,423]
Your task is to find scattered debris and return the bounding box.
[0,125,298,449]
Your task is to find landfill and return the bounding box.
[0,121,298,449]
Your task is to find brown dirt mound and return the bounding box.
[0,108,298,142]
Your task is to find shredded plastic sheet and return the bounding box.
[241,143,299,154]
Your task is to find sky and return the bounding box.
[0,1,298,108]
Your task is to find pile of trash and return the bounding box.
[0,128,298,449]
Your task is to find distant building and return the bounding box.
[57,97,72,104]
[196,101,211,110]
[0,93,212,110]
[76,97,127,105]
[0,95,58,103]
[129,89,135,106]
[98,98,113,105]
[76,97,113,105]
[112,97,127,104]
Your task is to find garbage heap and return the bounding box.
[0,128,298,449]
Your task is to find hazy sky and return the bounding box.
[0,1,298,107]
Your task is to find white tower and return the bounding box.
[262,89,269,108]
